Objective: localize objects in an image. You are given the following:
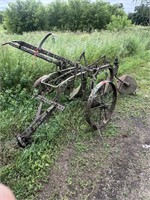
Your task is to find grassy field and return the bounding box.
[0,25,150,199]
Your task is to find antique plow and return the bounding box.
[3,33,137,147]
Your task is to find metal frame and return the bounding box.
[3,33,122,147]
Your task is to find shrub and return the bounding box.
[107,15,132,31]
[120,38,139,57]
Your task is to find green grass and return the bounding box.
[0,26,150,199]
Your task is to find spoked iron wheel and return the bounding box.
[86,81,117,130]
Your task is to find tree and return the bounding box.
[3,0,47,34]
[129,4,150,25]
[0,11,4,24]
[133,0,149,4]
[3,0,128,33]
[132,0,150,25]
[46,0,126,32]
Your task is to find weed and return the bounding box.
[145,40,150,50]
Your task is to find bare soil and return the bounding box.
[37,111,150,200]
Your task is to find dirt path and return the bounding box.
[37,112,150,200]
[91,115,150,200]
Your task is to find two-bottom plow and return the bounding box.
[3,33,137,147]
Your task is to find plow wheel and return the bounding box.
[86,81,117,130]
[116,75,137,94]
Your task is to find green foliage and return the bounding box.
[107,15,132,31]
[128,4,150,26]
[0,11,4,24]
[145,40,150,50]
[121,38,139,57]
[46,0,126,32]
[3,0,47,34]
[3,0,126,33]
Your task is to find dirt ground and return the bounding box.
[37,111,150,200]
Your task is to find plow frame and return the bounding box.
[2,33,136,147]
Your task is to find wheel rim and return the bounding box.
[86,81,117,130]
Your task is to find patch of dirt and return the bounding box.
[92,115,150,200]
[37,112,150,200]
[38,145,75,200]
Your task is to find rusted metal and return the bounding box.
[86,81,117,130]
[116,75,137,94]
[2,33,137,147]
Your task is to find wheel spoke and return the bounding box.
[103,108,107,124]
[86,81,117,130]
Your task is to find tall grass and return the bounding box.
[0,26,150,199]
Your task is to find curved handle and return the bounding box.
[38,32,55,50]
